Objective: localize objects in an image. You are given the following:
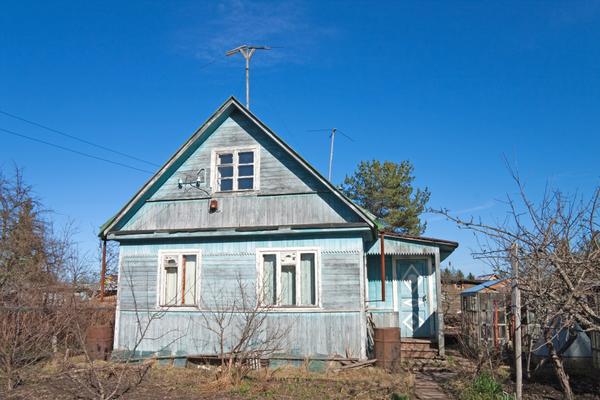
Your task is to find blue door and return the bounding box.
[395,259,432,338]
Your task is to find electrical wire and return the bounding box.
[0,109,160,167]
[0,127,154,174]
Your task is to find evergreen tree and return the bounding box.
[341,160,430,235]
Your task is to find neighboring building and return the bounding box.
[99,97,458,361]
[460,279,511,349]
[476,273,500,281]
[442,278,481,316]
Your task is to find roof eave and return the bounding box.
[99,96,239,239]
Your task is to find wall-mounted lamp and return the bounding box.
[209,199,218,213]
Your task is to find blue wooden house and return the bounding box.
[99,97,458,361]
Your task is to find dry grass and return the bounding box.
[2,360,414,400]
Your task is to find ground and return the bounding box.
[2,351,599,399]
[2,363,414,399]
[438,348,600,400]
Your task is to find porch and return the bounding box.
[364,233,458,357]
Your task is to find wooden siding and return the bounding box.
[118,111,361,232]
[115,235,365,358]
[117,310,363,358]
[122,193,358,231]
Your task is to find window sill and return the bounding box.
[214,189,258,195]
[157,305,199,311]
[267,306,322,312]
[155,305,323,313]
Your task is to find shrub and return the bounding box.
[461,372,512,400]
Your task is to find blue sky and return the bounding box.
[1,1,599,275]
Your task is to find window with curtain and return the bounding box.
[159,252,200,306]
[259,249,318,307]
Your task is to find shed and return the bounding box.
[460,279,510,349]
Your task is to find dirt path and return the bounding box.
[414,371,455,400]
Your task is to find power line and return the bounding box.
[0,127,154,174]
[0,109,160,167]
[308,128,354,141]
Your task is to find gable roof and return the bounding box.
[99,96,377,238]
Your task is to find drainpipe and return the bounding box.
[380,231,385,302]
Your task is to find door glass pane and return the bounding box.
[262,254,277,305]
[164,256,178,305]
[300,253,316,305]
[183,255,196,305]
[281,265,296,306]
[238,177,253,190]
[238,151,253,164]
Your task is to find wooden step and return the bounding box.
[400,339,438,359]
[401,349,438,359]
[401,339,436,351]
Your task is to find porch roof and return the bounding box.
[365,232,458,261]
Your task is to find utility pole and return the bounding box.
[328,128,336,182]
[226,45,271,109]
[511,243,522,400]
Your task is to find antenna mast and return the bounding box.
[328,128,336,182]
[226,45,271,109]
[309,128,354,182]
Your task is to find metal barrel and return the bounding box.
[373,327,401,370]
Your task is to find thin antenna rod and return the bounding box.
[226,45,271,109]
[328,128,336,181]
[308,128,353,182]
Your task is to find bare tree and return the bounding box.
[0,167,75,390]
[57,264,188,400]
[436,173,600,399]
[198,273,291,385]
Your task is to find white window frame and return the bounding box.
[256,247,321,310]
[210,146,260,192]
[156,249,202,309]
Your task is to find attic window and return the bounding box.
[213,147,259,192]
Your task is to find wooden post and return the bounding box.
[511,243,522,400]
[434,250,445,356]
[494,299,499,349]
[380,232,385,302]
[100,239,107,302]
[181,255,186,305]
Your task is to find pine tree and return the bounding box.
[342,160,430,235]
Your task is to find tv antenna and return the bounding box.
[308,128,354,181]
[226,45,271,109]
